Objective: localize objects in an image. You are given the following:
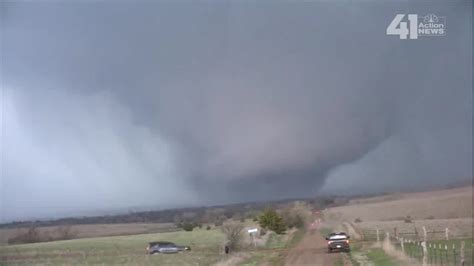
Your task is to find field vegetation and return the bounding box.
[0,201,315,265]
[1,227,227,265]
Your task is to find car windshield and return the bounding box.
[329,234,348,240]
[149,242,173,247]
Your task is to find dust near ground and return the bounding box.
[285,218,346,266]
[323,186,472,222]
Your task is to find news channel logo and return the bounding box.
[387,14,446,40]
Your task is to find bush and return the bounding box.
[258,209,286,234]
[8,226,42,244]
[178,222,198,231]
[213,216,225,227]
[404,216,412,223]
[206,225,211,230]
[280,201,311,229]
[56,225,77,240]
[221,221,244,250]
[354,218,362,223]
[293,215,305,229]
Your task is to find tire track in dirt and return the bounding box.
[285,226,341,266]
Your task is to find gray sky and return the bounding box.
[1,1,472,222]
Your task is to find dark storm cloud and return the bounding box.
[1,1,471,221]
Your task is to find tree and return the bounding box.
[203,208,225,224]
[281,201,311,229]
[8,226,42,244]
[57,225,77,240]
[177,222,198,231]
[258,209,286,234]
[221,221,244,250]
[213,216,226,227]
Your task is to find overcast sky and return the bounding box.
[1,1,471,222]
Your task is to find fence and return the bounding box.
[396,239,470,266]
[361,227,472,266]
[361,228,466,242]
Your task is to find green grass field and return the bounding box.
[365,248,396,266]
[264,232,286,249]
[402,238,473,265]
[0,228,227,265]
[240,229,303,266]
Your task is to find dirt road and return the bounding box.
[284,227,341,266]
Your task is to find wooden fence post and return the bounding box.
[460,241,465,266]
[422,226,427,242]
[445,227,449,241]
[421,241,428,266]
[439,243,443,266]
[436,245,439,266]
[452,243,457,266]
[445,244,449,266]
[420,242,423,261]
[384,231,391,251]
[376,228,380,244]
[428,243,431,265]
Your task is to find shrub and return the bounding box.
[214,216,225,227]
[258,209,286,234]
[354,218,362,223]
[178,222,198,231]
[56,225,77,240]
[8,226,42,244]
[206,225,211,230]
[221,221,244,250]
[281,201,311,229]
[404,216,412,223]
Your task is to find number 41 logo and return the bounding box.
[387,14,418,39]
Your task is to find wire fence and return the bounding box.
[396,239,472,266]
[360,227,472,266]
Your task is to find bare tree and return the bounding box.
[221,221,244,250]
[281,201,312,229]
[8,226,42,244]
[57,225,77,240]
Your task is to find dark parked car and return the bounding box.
[147,241,191,254]
[325,232,350,253]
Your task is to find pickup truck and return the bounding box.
[325,232,350,253]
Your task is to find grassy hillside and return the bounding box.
[0,228,227,265]
[323,186,472,222]
[0,223,178,245]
